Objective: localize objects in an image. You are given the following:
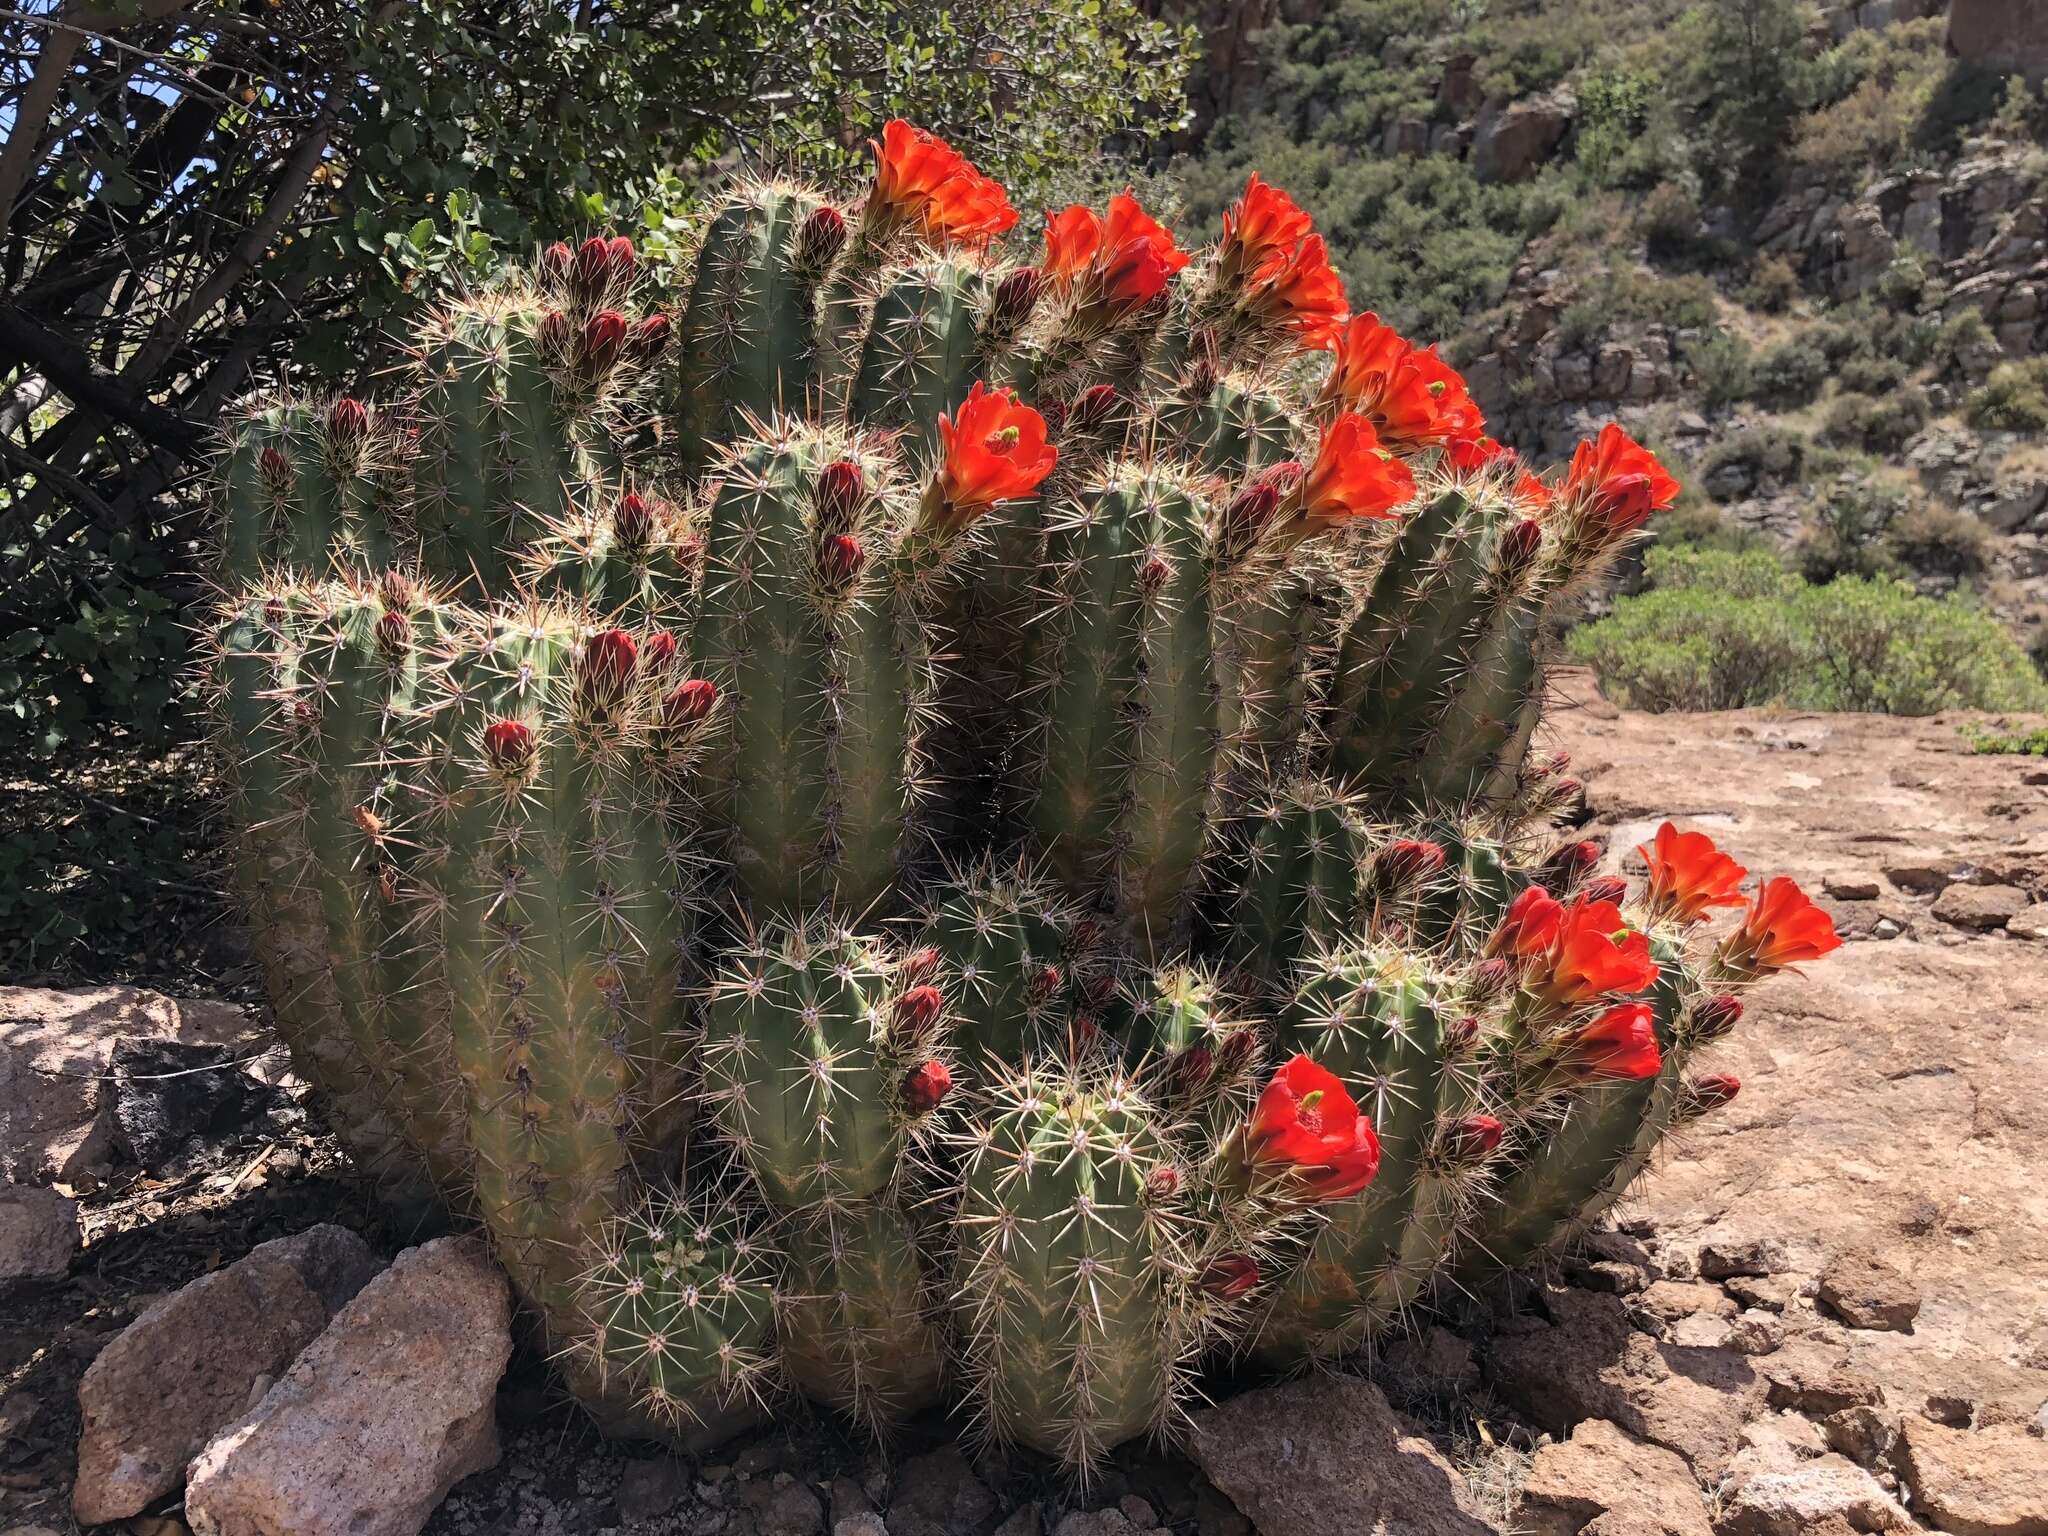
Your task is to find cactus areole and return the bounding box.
[204,123,1839,1476]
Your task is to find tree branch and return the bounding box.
[0,305,205,454]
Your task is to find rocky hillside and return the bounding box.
[1159,0,2048,663]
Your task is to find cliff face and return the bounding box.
[1950,0,2048,83]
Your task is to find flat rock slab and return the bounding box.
[1517,1418,1712,1536]
[0,984,269,1185]
[185,1235,510,1536]
[1186,1372,1501,1536]
[72,1223,383,1524]
[1717,1453,1912,1535]
[1894,1416,2048,1536]
[1817,1249,1922,1332]
[0,1183,78,1281]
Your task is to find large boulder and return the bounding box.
[184,1236,511,1536]
[0,985,270,1185]
[1950,0,2048,84]
[0,1183,78,1281]
[1894,1416,2048,1536]
[72,1223,384,1525]
[1517,1418,1712,1536]
[1472,89,1574,183]
[1186,1372,1502,1536]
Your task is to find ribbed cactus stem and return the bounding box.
[917,864,1075,1069]
[1229,784,1369,981]
[845,256,999,453]
[217,400,399,580]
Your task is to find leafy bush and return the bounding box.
[1751,337,1828,405]
[1684,332,1755,405]
[1884,503,1992,582]
[1965,359,2048,432]
[1822,387,1930,452]
[1796,472,1909,584]
[1637,181,1706,263]
[1652,501,1774,555]
[1742,254,1802,313]
[1966,724,2048,755]
[1572,557,2048,715]
[1644,545,1798,598]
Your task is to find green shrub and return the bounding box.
[1567,586,1807,710]
[1701,424,1808,491]
[1965,359,2048,432]
[1643,544,1798,598]
[1837,354,1907,396]
[1938,306,2002,380]
[1796,580,2046,714]
[1823,387,1930,451]
[1884,503,1992,581]
[1965,724,2048,755]
[1796,472,1908,584]
[1751,337,1828,405]
[1684,332,1755,405]
[1637,181,1706,263]
[1651,500,1774,555]
[1742,254,1802,313]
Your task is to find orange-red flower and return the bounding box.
[1219,173,1316,280]
[1322,313,1487,452]
[867,120,1017,246]
[1563,1003,1663,1080]
[1489,885,1566,959]
[1040,190,1189,317]
[1212,175,1349,348]
[1640,822,1749,925]
[1042,204,1102,283]
[1720,876,1842,974]
[1447,433,1512,473]
[931,382,1057,529]
[1242,1055,1381,1203]
[1285,412,1415,536]
[1562,424,1680,537]
[1537,896,1662,1006]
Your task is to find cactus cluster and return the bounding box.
[204,123,1841,1475]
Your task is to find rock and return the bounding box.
[1925,1395,1977,1427]
[1473,89,1575,183]
[1894,1417,2048,1536]
[1882,860,1954,895]
[0,1183,77,1281]
[0,984,270,1185]
[104,1036,297,1174]
[1762,1347,1887,1415]
[841,1518,892,1536]
[618,1456,693,1522]
[1051,1514,1154,1536]
[1186,1371,1501,1535]
[1825,876,1883,901]
[886,1447,999,1536]
[1817,1251,1921,1332]
[832,1476,879,1523]
[1824,1406,1901,1467]
[1638,1281,1738,1323]
[1949,0,2048,84]
[1717,1454,1913,1535]
[1517,1419,1712,1536]
[1698,1237,1790,1281]
[1116,1498,1156,1529]
[73,1223,384,1524]
[184,1236,510,1536]
[741,1479,826,1536]
[1930,884,2029,932]
[1726,1312,1787,1356]
[2007,906,2048,942]
[1384,1325,1481,1393]
[1725,1275,1803,1314]
[992,1510,1042,1536]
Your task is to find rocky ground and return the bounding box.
[3,672,2045,1536]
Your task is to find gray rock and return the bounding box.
[886,1447,999,1536]
[741,1478,826,1536]
[1824,876,1883,902]
[1817,1250,1922,1332]
[0,1183,77,1281]
[105,1036,297,1174]
[992,1509,1042,1536]
[1823,1405,1901,1467]
[1186,1372,1502,1536]
[840,1518,892,1536]
[184,1236,510,1536]
[2005,905,2048,942]
[73,1223,384,1524]
[1051,1513,1155,1536]
[1894,1416,2048,1536]
[618,1456,692,1522]
[1717,1454,1912,1534]
[1931,884,2030,933]
[1384,1325,1481,1393]
[1698,1235,1790,1281]
[1517,1418,1711,1536]
[1473,89,1575,183]
[1949,0,2048,85]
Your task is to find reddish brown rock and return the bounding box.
[1517,1419,1711,1536]
[1817,1250,1922,1332]
[1894,1417,2048,1536]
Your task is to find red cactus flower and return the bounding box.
[900,946,941,988]
[1688,1073,1741,1111]
[1563,1002,1663,1080]
[641,629,679,672]
[1639,821,1749,925]
[818,531,866,588]
[1218,173,1316,281]
[815,458,866,532]
[1042,203,1103,284]
[1562,424,1680,538]
[328,397,370,446]
[1215,176,1347,348]
[1286,412,1415,537]
[1511,469,1555,511]
[1447,433,1513,472]
[867,120,1017,246]
[1375,838,1447,888]
[795,203,848,273]
[1489,885,1566,959]
[1720,876,1842,975]
[1251,232,1349,348]
[660,677,718,728]
[931,382,1057,529]
[483,718,535,771]
[1198,1253,1261,1300]
[1041,190,1189,318]
[581,627,638,698]
[893,985,945,1043]
[903,1059,953,1113]
[583,309,629,372]
[1447,1114,1505,1160]
[1692,993,1743,1041]
[1537,897,1661,1006]
[1321,314,1486,453]
[1243,1055,1381,1203]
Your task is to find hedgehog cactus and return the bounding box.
[203,124,1842,1475]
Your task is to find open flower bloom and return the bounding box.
[1640,821,1749,924]
[1487,885,1566,959]
[929,382,1057,531]
[867,120,1017,246]
[1040,190,1189,318]
[1321,313,1487,452]
[1218,173,1316,281]
[1536,897,1662,1006]
[1719,876,1842,975]
[1562,423,1680,538]
[1563,1002,1663,1080]
[1279,412,1415,540]
[1242,1055,1381,1202]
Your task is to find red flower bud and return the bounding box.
[1039,397,1069,436]
[374,608,410,653]
[815,459,866,534]
[641,628,679,672]
[327,396,370,447]
[1145,1165,1182,1201]
[989,265,1045,334]
[661,678,718,728]
[259,445,293,491]
[818,531,866,589]
[1580,875,1630,907]
[1218,1029,1256,1079]
[378,568,414,612]
[483,717,535,771]
[540,240,574,286]
[1447,1113,1505,1161]
[1069,383,1123,437]
[1170,1043,1215,1100]
[1375,838,1447,888]
[901,946,941,989]
[1547,840,1602,881]
[582,309,629,372]
[893,985,944,1041]
[1025,963,1063,1006]
[573,234,622,298]
[1444,1013,1483,1051]
[1686,1073,1741,1113]
[605,235,636,281]
[795,203,849,276]
[1499,517,1543,575]
[581,627,638,699]
[1067,1013,1103,1057]
[1691,993,1743,1042]
[903,1059,952,1113]
[1220,478,1284,558]
[539,308,573,360]
[626,312,672,363]
[1138,553,1173,593]
[1198,1253,1261,1300]
[615,492,654,546]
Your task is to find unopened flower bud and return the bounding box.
[641,628,679,672]
[484,717,535,771]
[574,234,617,298]
[540,240,574,287]
[605,235,636,281]
[1444,1013,1483,1051]
[538,308,572,360]
[1499,516,1543,575]
[818,531,865,589]
[1186,354,1219,403]
[794,204,848,277]
[1547,840,1602,882]
[1139,553,1173,592]
[989,265,1044,335]
[327,396,369,448]
[581,627,638,699]
[903,1059,952,1113]
[1067,1013,1103,1057]
[374,608,410,653]
[1375,838,1447,888]
[815,459,865,534]
[1145,1165,1182,1201]
[893,985,944,1041]
[1217,1029,1256,1079]
[1686,1073,1741,1113]
[661,677,718,728]
[259,445,293,491]
[901,946,941,988]
[1221,478,1284,557]
[626,312,672,363]
[1025,963,1063,1006]
[615,492,654,546]
[1580,875,1630,906]
[582,309,629,372]
[1169,1043,1215,1100]
[1447,1113,1505,1161]
[1198,1253,1260,1300]
[1691,993,1743,1042]
[378,568,414,612]
[1069,383,1122,437]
